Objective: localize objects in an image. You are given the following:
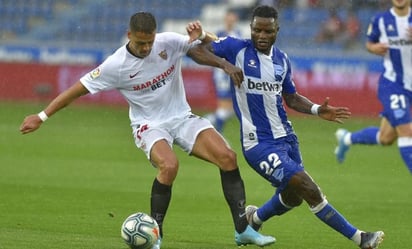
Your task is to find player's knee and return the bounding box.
[379,136,396,146]
[290,172,323,205]
[378,130,397,145]
[309,198,328,213]
[157,158,179,182]
[217,148,238,170]
[305,187,324,206]
[284,195,303,207]
[280,189,303,207]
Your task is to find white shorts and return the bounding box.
[132,114,214,159]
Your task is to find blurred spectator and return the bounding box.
[217,9,242,38]
[338,9,361,49]
[351,0,390,10]
[307,0,320,7]
[204,9,241,133]
[226,0,255,20]
[315,9,344,43]
[256,0,291,9]
[257,0,278,6]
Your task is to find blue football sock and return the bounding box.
[398,137,412,173]
[351,126,379,145]
[257,193,292,221]
[312,201,357,239]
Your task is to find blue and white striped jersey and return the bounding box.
[212,37,296,151]
[367,8,412,91]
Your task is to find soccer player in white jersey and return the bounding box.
[189,5,384,249]
[19,12,276,248]
[335,0,412,174]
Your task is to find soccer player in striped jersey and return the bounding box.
[189,5,384,249]
[335,0,412,174]
[20,12,276,248]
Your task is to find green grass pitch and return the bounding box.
[1,101,411,249]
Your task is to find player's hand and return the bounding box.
[318,97,351,124]
[370,43,389,56]
[222,63,243,87]
[20,114,43,134]
[186,20,203,43]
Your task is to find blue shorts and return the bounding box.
[378,76,412,127]
[242,134,304,193]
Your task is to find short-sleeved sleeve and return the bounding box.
[211,36,246,64]
[80,53,121,94]
[366,15,381,43]
[282,56,296,94]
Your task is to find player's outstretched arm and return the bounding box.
[317,97,351,124]
[283,93,351,124]
[20,81,89,134]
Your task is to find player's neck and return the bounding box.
[393,6,410,17]
[126,43,144,59]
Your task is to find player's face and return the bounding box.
[392,0,410,9]
[128,31,156,58]
[250,17,279,55]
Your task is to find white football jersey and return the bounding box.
[80,32,197,127]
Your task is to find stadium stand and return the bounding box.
[0,0,220,49]
[0,0,378,55]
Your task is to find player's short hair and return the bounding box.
[129,12,157,33]
[251,5,278,21]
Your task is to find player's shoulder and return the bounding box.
[273,46,289,60]
[371,9,392,22]
[215,36,248,47]
[103,45,128,66]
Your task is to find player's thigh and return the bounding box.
[191,128,237,169]
[173,114,237,169]
[173,115,234,161]
[287,171,323,206]
[150,139,178,169]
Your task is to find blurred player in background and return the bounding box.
[190,5,384,249]
[20,12,275,249]
[204,9,242,133]
[335,0,412,174]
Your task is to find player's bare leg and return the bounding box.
[150,140,179,238]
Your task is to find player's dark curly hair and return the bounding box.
[251,5,278,21]
[129,12,157,33]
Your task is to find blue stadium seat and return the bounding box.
[0,0,374,53]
